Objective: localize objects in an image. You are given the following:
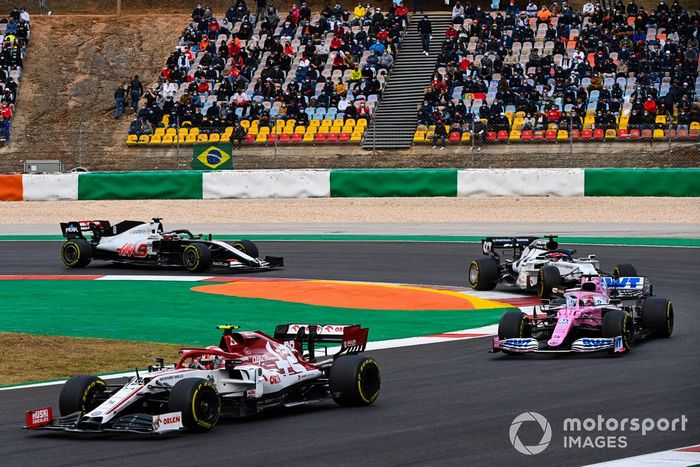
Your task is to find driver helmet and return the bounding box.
[549,252,566,262]
[580,295,595,307]
[201,345,224,368]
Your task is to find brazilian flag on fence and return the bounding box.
[191,143,233,170]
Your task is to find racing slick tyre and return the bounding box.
[537,265,561,299]
[168,378,221,432]
[182,243,212,273]
[468,258,499,291]
[498,311,531,340]
[602,309,635,353]
[613,263,638,278]
[232,239,259,258]
[330,355,381,407]
[60,239,93,268]
[641,297,673,338]
[58,375,107,415]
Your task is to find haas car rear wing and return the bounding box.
[60,221,111,239]
[274,324,369,362]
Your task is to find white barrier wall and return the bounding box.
[202,170,331,199]
[457,169,585,196]
[22,173,79,200]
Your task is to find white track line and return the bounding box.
[585,444,700,466]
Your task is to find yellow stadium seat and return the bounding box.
[317,126,330,135]
[178,135,187,143]
[691,122,700,130]
[653,129,664,139]
[345,118,356,127]
[247,126,259,135]
[350,132,363,142]
[138,135,150,144]
[258,126,270,134]
[342,125,355,134]
[126,134,138,145]
[515,111,526,118]
[295,125,306,134]
[509,130,521,140]
[161,115,170,126]
[209,133,220,143]
[329,126,342,134]
[321,119,333,127]
[413,131,426,142]
[177,128,189,136]
[303,133,315,142]
[162,135,174,144]
[189,127,200,136]
[240,120,250,129]
[655,115,667,124]
[557,130,568,140]
[461,132,471,142]
[185,134,197,144]
[150,135,162,144]
[220,134,231,143]
[165,128,176,136]
[256,133,267,143]
[605,129,617,139]
[512,118,524,130]
[223,126,233,135]
[309,119,321,128]
[305,125,317,134]
[333,119,344,127]
[197,134,208,142]
[356,118,368,127]
[153,127,165,137]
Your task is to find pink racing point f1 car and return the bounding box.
[24,324,380,435]
[492,276,673,356]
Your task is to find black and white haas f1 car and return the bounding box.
[59,218,283,273]
[24,324,380,434]
[467,235,638,298]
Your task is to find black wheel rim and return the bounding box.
[360,363,380,401]
[184,249,197,267]
[196,390,219,421]
[64,244,78,262]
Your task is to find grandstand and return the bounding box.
[125,0,700,149]
[0,6,29,144]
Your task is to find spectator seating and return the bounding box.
[0,7,30,143]
[416,1,700,146]
[127,2,406,145]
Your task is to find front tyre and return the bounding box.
[182,243,211,272]
[602,309,635,352]
[330,355,381,407]
[168,378,221,432]
[498,311,531,340]
[641,297,673,338]
[537,265,561,299]
[60,239,93,268]
[232,239,259,258]
[468,258,499,290]
[58,375,106,415]
[613,263,638,278]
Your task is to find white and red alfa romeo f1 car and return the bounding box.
[24,324,380,434]
[59,218,283,272]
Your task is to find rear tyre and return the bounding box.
[602,309,635,352]
[468,258,499,290]
[232,239,259,258]
[641,297,673,338]
[58,375,106,415]
[330,355,381,407]
[60,239,93,268]
[168,378,221,432]
[182,243,211,272]
[498,311,531,340]
[613,263,638,278]
[537,265,561,299]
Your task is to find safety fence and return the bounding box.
[1,168,698,201]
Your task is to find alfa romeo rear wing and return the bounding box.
[274,324,369,362]
[60,220,111,239]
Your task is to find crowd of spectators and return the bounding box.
[0,7,30,143]
[128,0,409,140]
[419,0,700,147]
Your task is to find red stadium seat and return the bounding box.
[279,133,292,142]
[449,131,461,142]
[520,130,532,140]
[593,129,605,139]
[267,133,278,143]
[339,132,351,141]
[291,133,303,143]
[689,129,699,138]
[532,130,544,140]
[545,129,557,140]
[315,133,327,142]
[497,130,509,141]
[640,129,653,139]
[629,129,641,139]
[570,129,581,140]
[486,131,497,141]
[326,133,338,142]
[677,129,688,138]
[617,129,629,138]
[244,133,256,143]
[664,129,676,138]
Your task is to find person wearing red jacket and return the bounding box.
[547,106,561,123]
[643,96,657,114]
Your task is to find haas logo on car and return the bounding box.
[31,408,51,425]
[117,243,148,257]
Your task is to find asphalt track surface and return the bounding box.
[0,241,698,466]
